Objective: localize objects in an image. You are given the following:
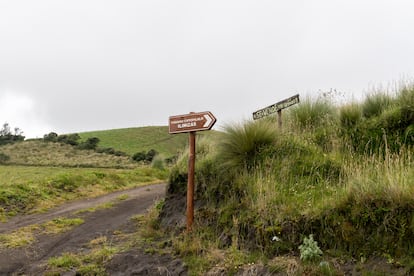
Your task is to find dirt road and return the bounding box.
[0,183,167,275]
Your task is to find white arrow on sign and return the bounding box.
[203,114,213,127]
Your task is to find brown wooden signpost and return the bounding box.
[252,94,300,128]
[169,111,217,232]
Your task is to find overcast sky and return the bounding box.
[1,1,414,138]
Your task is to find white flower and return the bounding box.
[272,235,281,242]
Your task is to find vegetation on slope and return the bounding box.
[0,140,137,168]
[165,85,414,274]
[79,126,189,157]
[0,166,167,221]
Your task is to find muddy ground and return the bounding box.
[0,183,187,275]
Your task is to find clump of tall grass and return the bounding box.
[362,92,394,118]
[343,148,413,205]
[285,95,339,153]
[339,103,362,129]
[288,96,336,130]
[168,136,219,197]
[339,86,414,155]
[218,120,278,171]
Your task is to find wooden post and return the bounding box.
[168,111,217,233]
[277,109,282,129]
[187,131,196,232]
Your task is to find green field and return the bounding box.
[79,126,188,157]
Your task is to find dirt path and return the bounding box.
[0,183,167,275]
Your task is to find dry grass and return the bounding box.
[0,140,137,168]
[0,217,84,248]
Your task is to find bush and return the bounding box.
[132,151,147,162]
[146,149,158,162]
[96,147,126,156]
[57,134,81,146]
[78,137,100,150]
[132,149,158,163]
[43,132,58,142]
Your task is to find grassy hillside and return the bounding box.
[164,85,414,274]
[79,126,188,157]
[0,140,137,168]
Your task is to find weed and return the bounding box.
[0,225,38,248]
[48,253,81,268]
[116,194,129,201]
[299,234,323,263]
[43,217,84,234]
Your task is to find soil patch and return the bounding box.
[106,250,187,275]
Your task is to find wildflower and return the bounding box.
[271,235,281,242]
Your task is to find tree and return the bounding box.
[0,123,25,145]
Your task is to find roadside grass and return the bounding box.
[42,218,85,235]
[0,217,84,248]
[116,194,129,201]
[0,165,168,220]
[74,202,114,215]
[46,239,119,276]
[0,224,38,247]
[45,234,123,275]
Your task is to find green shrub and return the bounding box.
[57,133,81,146]
[77,137,100,150]
[132,149,158,163]
[43,132,58,142]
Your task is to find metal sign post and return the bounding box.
[169,111,217,232]
[253,94,300,128]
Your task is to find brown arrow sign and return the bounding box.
[169,111,217,134]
